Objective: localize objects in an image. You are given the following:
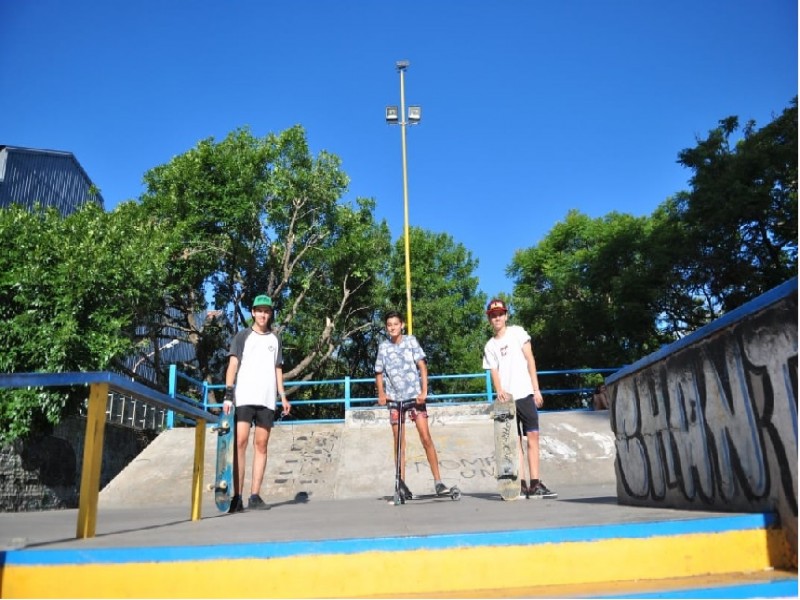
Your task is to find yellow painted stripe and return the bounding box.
[2,528,787,599]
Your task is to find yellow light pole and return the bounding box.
[385,60,421,334]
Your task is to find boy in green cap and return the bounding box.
[223,294,291,512]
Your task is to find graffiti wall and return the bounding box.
[607,279,797,560]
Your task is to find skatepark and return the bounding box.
[0,405,796,598]
[0,279,797,598]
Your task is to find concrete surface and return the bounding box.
[99,405,616,507]
[2,481,742,551]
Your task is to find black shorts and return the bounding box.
[235,405,276,428]
[515,395,539,435]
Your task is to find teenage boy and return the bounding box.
[224,294,290,512]
[483,299,557,499]
[375,310,451,498]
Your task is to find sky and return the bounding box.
[1,1,797,299]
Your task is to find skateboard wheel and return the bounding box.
[451,488,462,501]
[206,483,214,491]
[218,481,228,490]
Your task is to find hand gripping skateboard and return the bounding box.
[209,407,235,512]
[388,399,461,505]
[491,396,520,501]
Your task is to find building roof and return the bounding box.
[0,145,105,215]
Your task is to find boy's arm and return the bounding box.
[223,356,239,414]
[489,368,509,402]
[521,341,543,407]
[276,366,290,414]
[376,372,388,405]
[416,359,428,402]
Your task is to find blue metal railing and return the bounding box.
[165,367,620,428]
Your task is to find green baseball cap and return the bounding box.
[252,295,273,309]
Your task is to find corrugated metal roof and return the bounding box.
[0,145,104,215]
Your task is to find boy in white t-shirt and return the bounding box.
[224,294,291,512]
[482,298,557,499]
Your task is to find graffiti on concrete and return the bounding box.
[410,457,495,479]
[612,301,797,516]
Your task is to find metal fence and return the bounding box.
[164,366,620,428]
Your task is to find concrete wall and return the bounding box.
[100,405,618,507]
[0,417,156,511]
[607,278,798,561]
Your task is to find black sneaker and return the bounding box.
[399,479,414,500]
[529,481,558,499]
[520,480,530,498]
[435,482,449,496]
[228,494,244,513]
[247,494,271,510]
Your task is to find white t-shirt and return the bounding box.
[229,328,283,410]
[482,325,534,400]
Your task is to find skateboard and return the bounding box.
[209,407,235,512]
[491,396,520,501]
[388,400,461,505]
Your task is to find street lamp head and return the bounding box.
[385,106,399,124]
[396,60,410,71]
[408,105,422,124]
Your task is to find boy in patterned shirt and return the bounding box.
[375,310,450,499]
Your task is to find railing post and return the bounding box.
[167,364,177,429]
[191,418,206,521]
[485,370,493,403]
[344,376,351,411]
[76,382,109,539]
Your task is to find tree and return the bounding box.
[674,98,797,312]
[139,126,392,401]
[0,202,175,441]
[508,210,673,404]
[384,227,488,396]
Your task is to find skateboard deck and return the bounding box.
[210,408,235,512]
[492,397,520,501]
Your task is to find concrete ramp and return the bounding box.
[100,405,615,507]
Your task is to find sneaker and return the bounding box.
[520,480,529,498]
[228,494,244,513]
[435,482,449,496]
[399,479,414,500]
[529,481,558,499]
[247,494,271,510]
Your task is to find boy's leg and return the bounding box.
[250,424,271,495]
[526,431,540,480]
[414,414,442,481]
[234,420,251,496]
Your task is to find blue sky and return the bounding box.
[1,1,796,298]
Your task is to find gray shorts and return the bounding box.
[236,405,275,428]
[515,395,539,435]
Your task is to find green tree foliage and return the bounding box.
[673,99,797,312]
[384,227,488,396]
[509,210,672,376]
[0,203,174,441]
[139,126,393,413]
[508,99,797,405]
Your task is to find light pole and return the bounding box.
[386,60,421,334]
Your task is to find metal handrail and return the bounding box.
[166,367,620,426]
[0,371,218,539]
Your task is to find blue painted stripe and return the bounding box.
[604,577,797,598]
[2,513,775,567]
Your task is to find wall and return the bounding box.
[607,278,797,562]
[0,417,156,512]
